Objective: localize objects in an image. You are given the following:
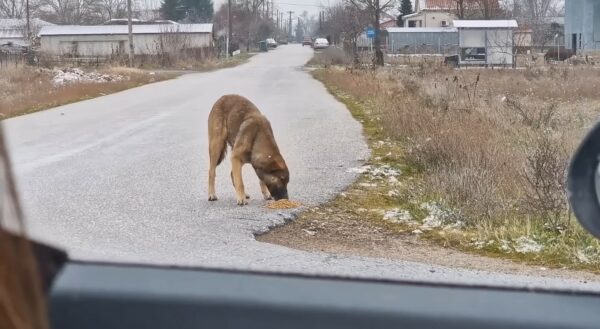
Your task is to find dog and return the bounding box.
[207,94,289,205]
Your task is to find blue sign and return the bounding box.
[367,28,375,38]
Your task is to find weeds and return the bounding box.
[312,66,600,269]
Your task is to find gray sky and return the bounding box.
[213,0,336,18]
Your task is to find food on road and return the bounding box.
[265,199,302,209]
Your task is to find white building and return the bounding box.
[0,18,54,47]
[38,24,213,56]
[454,20,518,66]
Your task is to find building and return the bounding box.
[0,18,53,47]
[454,20,518,66]
[402,0,456,28]
[38,24,213,56]
[513,27,533,53]
[386,27,458,54]
[565,0,600,53]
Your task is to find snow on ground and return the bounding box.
[50,68,125,86]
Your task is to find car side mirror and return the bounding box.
[568,121,600,239]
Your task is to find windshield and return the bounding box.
[3,0,600,294]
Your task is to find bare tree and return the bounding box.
[348,0,395,66]
[37,0,107,23]
[0,0,24,18]
[516,0,561,51]
[323,3,369,63]
[101,0,127,21]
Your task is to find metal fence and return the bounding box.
[387,29,459,55]
[0,51,25,68]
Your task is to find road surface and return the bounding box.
[5,45,600,291]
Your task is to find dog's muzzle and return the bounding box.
[272,188,288,201]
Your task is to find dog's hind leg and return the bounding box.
[208,136,226,201]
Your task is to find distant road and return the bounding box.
[5,45,600,292]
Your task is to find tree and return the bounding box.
[396,0,411,27]
[181,0,213,22]
[516,0,561,50]
[348,0,395,66]
[37,0,105,24]
[160,0,183,20]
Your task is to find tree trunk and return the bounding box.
[373,0,384,66]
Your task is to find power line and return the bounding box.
[276,2,329,8]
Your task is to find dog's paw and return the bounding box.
[237,198,249,206]
[208,195,218,201]
[263,195,273,200]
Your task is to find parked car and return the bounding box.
[278,38,289,45]
[313,38,329,50]
[266,38,277,48]
[302,36,312,46]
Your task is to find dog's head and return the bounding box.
[257,156,289,200]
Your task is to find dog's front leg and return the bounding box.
[231,156,248,206]
[259,179,272,200]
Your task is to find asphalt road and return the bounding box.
[5,45,600,292]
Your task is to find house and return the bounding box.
[402,0,457,28]
[565,0,600,53]
[403,0,502,28]
[454,19,517,66]
[387,27,458,54]
[0,18,53,47]
[38,24,213,56]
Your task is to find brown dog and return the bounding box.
[208,94,289,205]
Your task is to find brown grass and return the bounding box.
[0,66,177,118]
[309,64,600,269]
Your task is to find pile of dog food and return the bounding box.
[265,199,302,209]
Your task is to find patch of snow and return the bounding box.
[387,190,398,197]
[411,229,423,234]
[382,208,415,225]
[347,165,371,174]
[51,67,125,86]
[302,229,316,236]
[500,239,511,252]
[514,236,543,253]
[419,202,454,230]
[577,250,591,264]
[359,183,377,188]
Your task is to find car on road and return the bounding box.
[313,38,329,50]
[278,38,289,45]
[266,38,277,48]
[302,36,312,46]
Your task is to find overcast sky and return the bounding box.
[212,0,338,18]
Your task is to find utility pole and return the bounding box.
[25,0,30,40]
[287,11,293,38]
[227,0,232,57]
[127,0,134,67]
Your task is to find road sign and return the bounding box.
[367,28,375,38]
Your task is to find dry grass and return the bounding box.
[0,66,177,118]
[309,65,600,270]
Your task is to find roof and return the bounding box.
[387,27,458,33]
[453,20,518,28]
[39,24,213,36]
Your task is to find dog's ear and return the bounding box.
[274,158,286,170]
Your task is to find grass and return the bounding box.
[307,65,600,272]
[0,66,177,118]
[0,54,253,119]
